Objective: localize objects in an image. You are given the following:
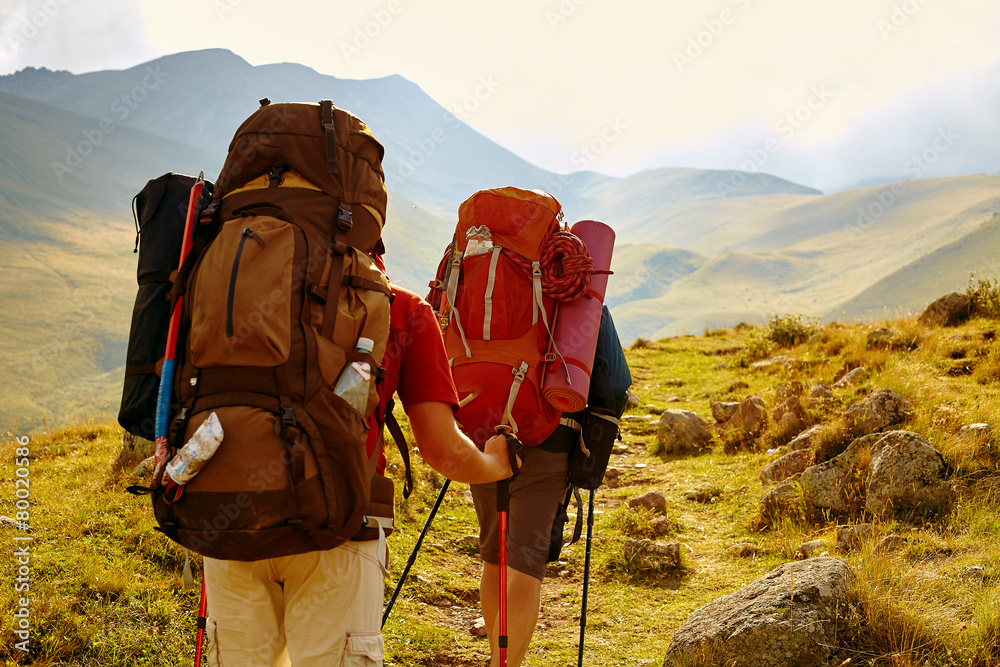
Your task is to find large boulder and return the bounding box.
[801,434,884,514]
[662,557,855,667]
[657,410,713,454]
[842,388,912,435]
[865,431,953,519]
[919,292,971,327]
[802,431,952,520]
[712,400,740,423]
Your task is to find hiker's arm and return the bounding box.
[407,401,512,484]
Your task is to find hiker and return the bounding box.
[202,270,516,666]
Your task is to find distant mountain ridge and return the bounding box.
[1,48,1000,431]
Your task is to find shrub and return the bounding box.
[765,313,819,348]
[966,272,1000,319]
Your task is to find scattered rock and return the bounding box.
[788,425,824,451]
[133,455,156,477]
[683,482,722,503]
[649,516,674,536]
[726,542,762,558]
[719,396,769,445]
[866,328,898,348]
[919,292,971,327]
[605,468,620,489]
[624,539,681,570]
[797,540,830,559]
[662,557,855,667]
[613,443,629,455]
[644,404,666,415]
[715,362,732,370]
[833,367,869,389]
[712,401,741,423]
[470,617,488,637]
[961,566,986,583]
[875,533,906,553]
[751,354,801,372]
[760,449,815,484]
[842,388,913,435]
[864,431,953,520]
[657,410,714,455]
[836,524,874,553]
[631,337,653,350]
[1,516,32,531]
[810,384,834,399]
[959,423,993,443]
[760,482,801,522]
[775,381,807,402]
[455,535,480,550]
[629,490,667,515]
[626,389,642,409]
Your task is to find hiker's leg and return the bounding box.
[203,557,291,667]
[473,447,569,665]
[279,540,387,666]
[481,562,542,667]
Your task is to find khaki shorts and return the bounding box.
[203,541,387,666]
[471,446,570,581]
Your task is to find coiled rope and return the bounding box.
[507,228,594,301]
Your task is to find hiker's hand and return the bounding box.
[483,434,519,480]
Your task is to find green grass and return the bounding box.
[5,314,1000,665]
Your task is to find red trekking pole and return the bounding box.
[494,427,523,666]
[194,576,208,666]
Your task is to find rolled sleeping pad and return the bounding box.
[542,220,615,412]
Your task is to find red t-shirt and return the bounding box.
[366,284,460,466]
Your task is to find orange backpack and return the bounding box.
[428,187,592,447]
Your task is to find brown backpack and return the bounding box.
[152,99,392,560]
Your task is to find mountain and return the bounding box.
[2,48,1000,431]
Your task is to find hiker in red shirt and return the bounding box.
[203,278,514,666]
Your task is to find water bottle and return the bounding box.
[333,337,374,413]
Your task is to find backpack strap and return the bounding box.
[319,100,340,175]
[383,399,413,499]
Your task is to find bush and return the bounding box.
[765,313,819,348]
[966,272,1000,319]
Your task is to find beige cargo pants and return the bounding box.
[204,541,386,666]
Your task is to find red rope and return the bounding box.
[507,229,593,301]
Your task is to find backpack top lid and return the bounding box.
[216,99,387,228]
[457,187,560,261]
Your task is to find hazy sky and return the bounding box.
[1,0,998,192]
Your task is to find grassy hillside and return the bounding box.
[832,213,1000,321]
[4,310,1000,665]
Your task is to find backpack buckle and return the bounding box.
[337,205,353,232]
[280,406,296,430]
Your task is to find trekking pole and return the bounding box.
[382,478,451,627]
[494,427,523,667]
[498,475,511,667]
[194,577,208,667]
[577,488,595,667]
[153,172,205,480]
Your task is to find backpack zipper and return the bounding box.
[226,227,266,337]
